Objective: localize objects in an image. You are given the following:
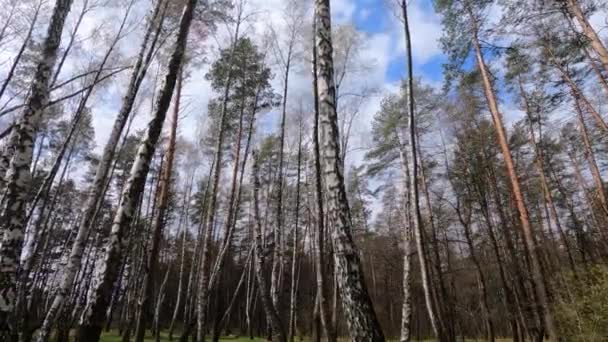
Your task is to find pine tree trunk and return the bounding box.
[553,60,608,134]
[470,14,557,340]
[568,151,606,240]
[583,47,608,97]
[179,160,215,342]
[0,1,74,338]
[565,0,608,74]
[486,163,541,340]
[205,76,261,299]
[76,2,196,340]
[314,1,384,341]
[195,17,242,341]
[573,94,608,218]
[520,85,576,274]
[478,189,521,341]
[37,3,167,340]
[134,66,182,342]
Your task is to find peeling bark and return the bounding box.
[0,1,74,338]
[134,66,182,342]
[36,2,168,339]
[76,1,197,339]
[314,1,384,340]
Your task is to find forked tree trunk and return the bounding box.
[314,1,384,341]
[0,1,74,338]
[37,2,167,340]
[76,2,196,340]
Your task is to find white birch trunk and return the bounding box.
[76,1,197,340]
[314,1,384,340]
[0,0,74,337]
[36,2,168,340]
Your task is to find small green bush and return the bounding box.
[554,266,608,341]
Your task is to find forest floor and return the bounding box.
[99,331,514,342]
[99,331,266,341]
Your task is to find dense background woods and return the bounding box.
[0,0,606,341]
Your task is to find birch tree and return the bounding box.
[36,2,168,338]
[314,1,384,340]
[76,0,198,339]
[0,1,74,338]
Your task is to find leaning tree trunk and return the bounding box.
[0,0,43,101]
[313,1,384,341]
[311,14,335,342]
[520,84,576,274]
[565,0,608,74]
[470,10,557,341]
[76,2,196,340]
[36,2,167,340]
[22,0,133,288]
[400,1,444,340]
[0,1,73,338]
[573,94,608,219]
[134,66,182,342]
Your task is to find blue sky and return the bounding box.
[350,0,446,84]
